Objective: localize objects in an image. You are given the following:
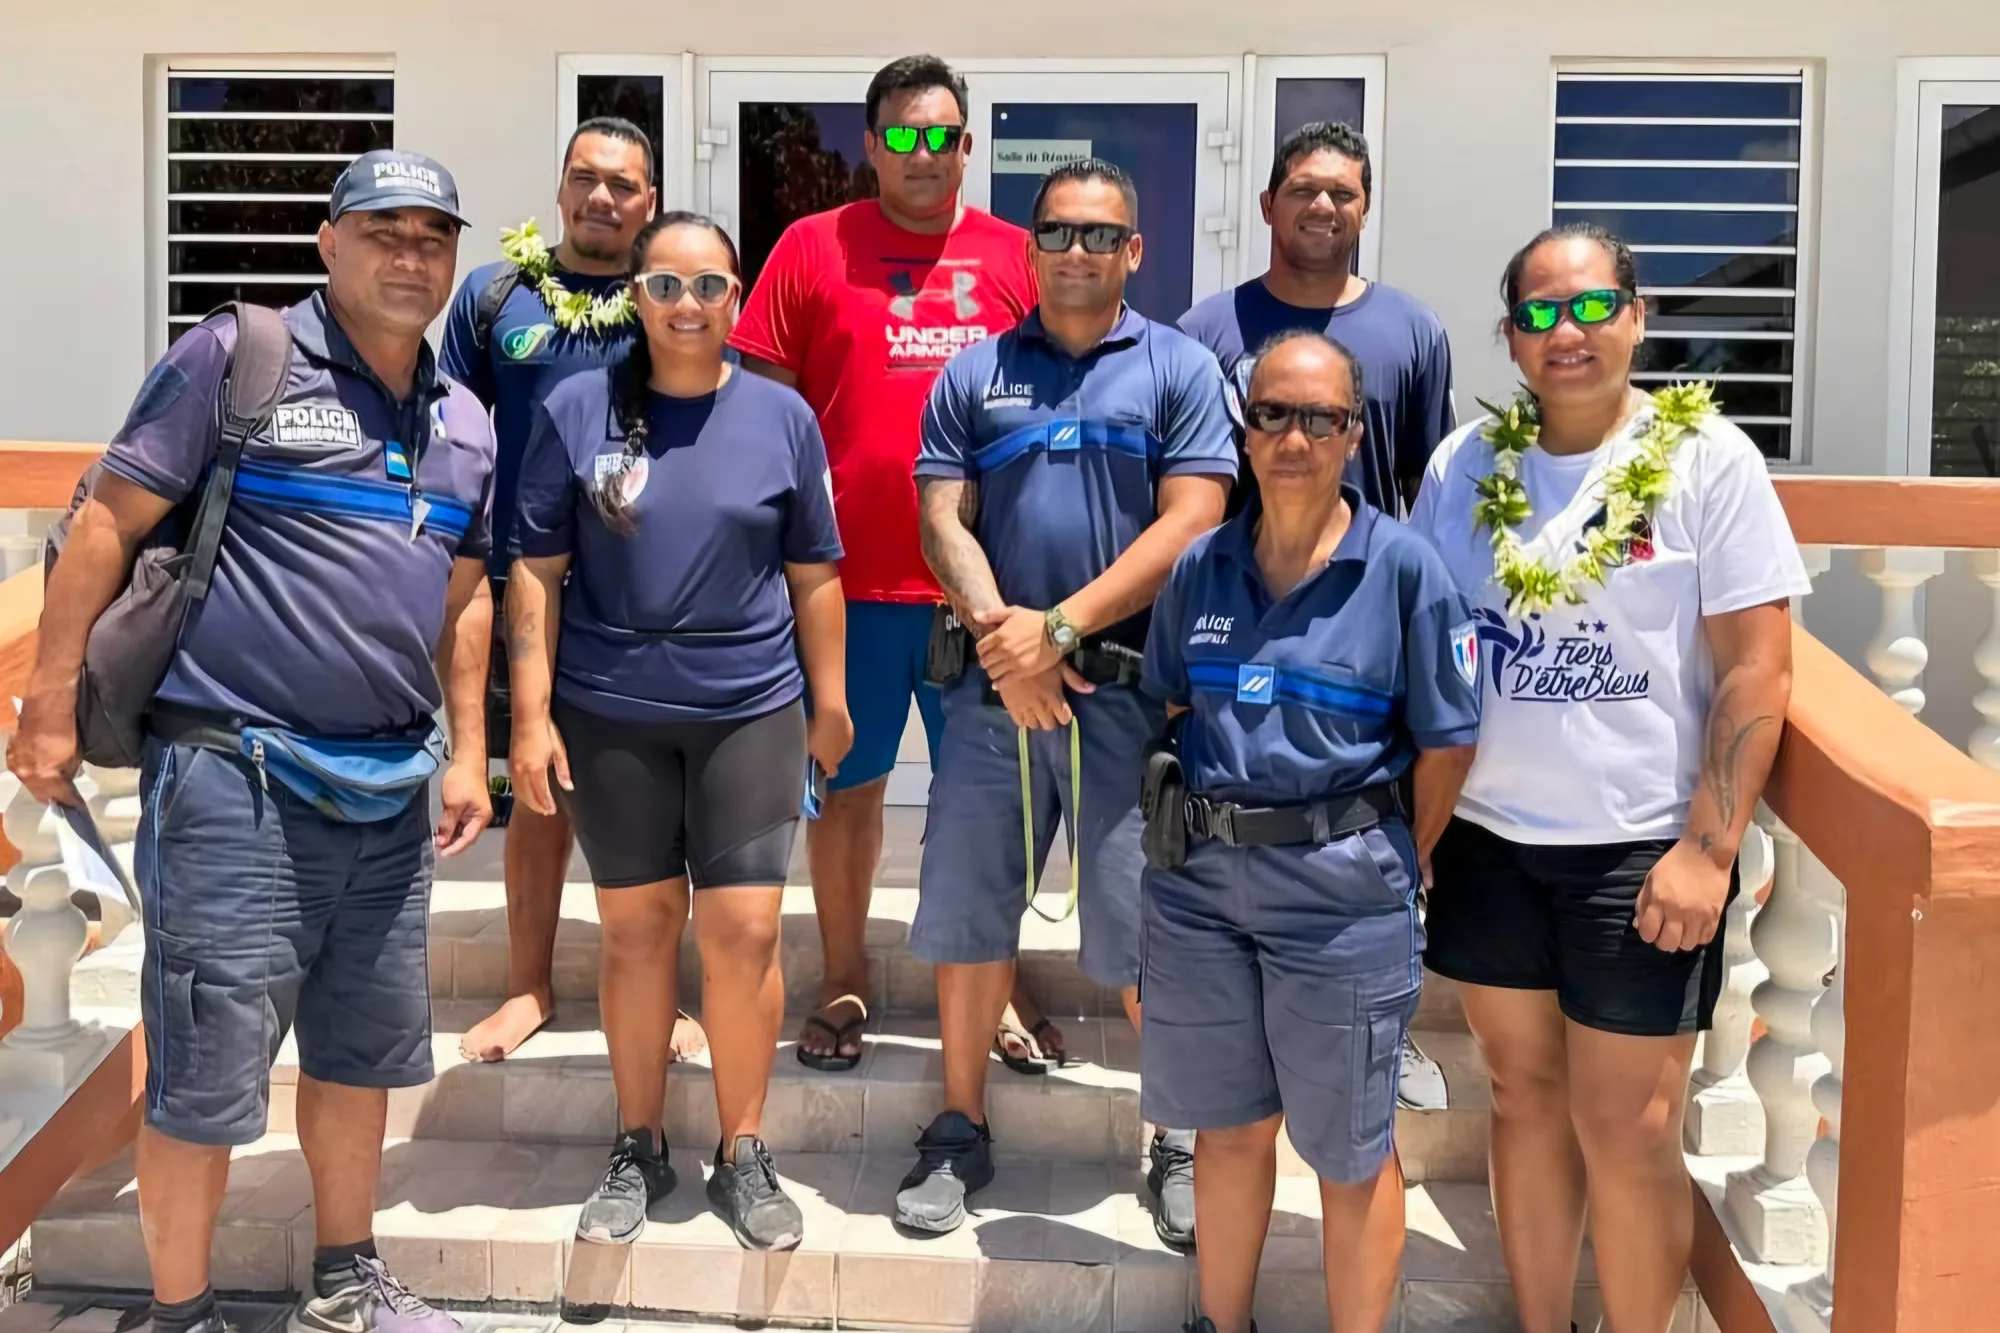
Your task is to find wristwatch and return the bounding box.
[1044,605,1081,656]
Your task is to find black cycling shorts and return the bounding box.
[552,695,805,890]
[1423,816,1737,1038]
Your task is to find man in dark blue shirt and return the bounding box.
[1178,120,1458,1110]
[13,151,492,1333]
[899,160,1236,1238]
[438,117,676,1064]
[1178,121,1454,520]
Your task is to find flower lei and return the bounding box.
[1472,381,1719,617]
[499,219,636,333]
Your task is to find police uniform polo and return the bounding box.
[103,293,496,1148]
[908,306,1237,990]
[1135,489,1480,1184]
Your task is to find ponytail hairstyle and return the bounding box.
[592,210,744,535]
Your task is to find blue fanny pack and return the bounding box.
[241,724,446,823]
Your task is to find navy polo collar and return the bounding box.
[1215,484,1378,571]
[286,292,446,402]
[1016,303,1148,356]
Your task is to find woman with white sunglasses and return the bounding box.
[508,211,852,1251]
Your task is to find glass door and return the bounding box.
[556,56,686,211]
[1910,82,2000,476]
[961,69,1234,323]
[1245,57,1386,282]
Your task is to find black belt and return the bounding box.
[148,704,249,754]
[1185,782,1403,847]
[1071,640,1144,688]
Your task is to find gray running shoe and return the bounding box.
[577,1128,676,1244]
[287,1255,461,1333]
[1146,1129,1196,1249]
[707,1135,804,1251]
[1396,1032,1449,1112]
[894,1110,994,1234]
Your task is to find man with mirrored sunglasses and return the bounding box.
[901,158,1237,1240]
[733,55,1047,1077]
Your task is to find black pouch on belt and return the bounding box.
[924,603,972,686]
[1139,743,1188,871]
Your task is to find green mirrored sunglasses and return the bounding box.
[1510,288,1635,334]
[880,124,965,155]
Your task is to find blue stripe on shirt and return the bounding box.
[233,461,473,540]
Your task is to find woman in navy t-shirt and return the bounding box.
[508,212,852,1252]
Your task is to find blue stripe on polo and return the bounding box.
[968,419,1159,475]
[234,460,473,541]
[1187,659,1396,720]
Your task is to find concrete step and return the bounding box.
[267,1004,1490,1184]
[428,880,1471,1034]
[29,1137,1703,1332]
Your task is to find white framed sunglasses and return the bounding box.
[634,269,740,306]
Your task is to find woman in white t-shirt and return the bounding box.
[1408,223,1809,1333]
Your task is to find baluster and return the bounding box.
[1860,547,1945,716]
[1724,811,1834,1265]
[1685,822,1770,1155]
[1969,551,2000,770]
[1785,880,1846,1333]
[80,763,143,943]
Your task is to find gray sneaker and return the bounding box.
[707,1135,805,1251]
[287,1254,461,1333]
[1396,1032,1448,1112]
[1146,1129,1196,1249]
[578,1128,677,1244]
[894,1110,994,1234]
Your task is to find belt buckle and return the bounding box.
[1209,802,1239,846]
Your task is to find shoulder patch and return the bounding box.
[124,360,191,431]
[1449,621,1479,688]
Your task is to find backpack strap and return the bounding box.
[184,302,293,601]
[472,262,526,351]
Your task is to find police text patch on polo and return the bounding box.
[272,405,362,449]
[1236,663,1275,704]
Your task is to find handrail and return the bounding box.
[1691,622,2000,1332]
[0,442,101,510]
[1773,475,2000,549]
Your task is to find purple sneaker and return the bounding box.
[286,1254,461,1333]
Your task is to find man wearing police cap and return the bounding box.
[13,149,496,1333]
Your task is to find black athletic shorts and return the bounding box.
[1423,816,1737,1037]
[552,694,806,890]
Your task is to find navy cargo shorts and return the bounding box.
[135,736,436,1147]
[911,677,1161,989]
[1138,822,1423,1184]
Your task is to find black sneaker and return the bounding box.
[576,1127,675,1244]
[707,1135,804,1251]
[894,1110,994,1234]
[1147,1128,1196,1249]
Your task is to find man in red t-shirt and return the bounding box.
[733,55,1049,1073]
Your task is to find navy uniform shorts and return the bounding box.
[1139,820,1424,1184]
[135,737,436,1147]
[911,677,1161,989]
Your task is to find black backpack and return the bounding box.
[43,302,294,769]
[471,262,526,352]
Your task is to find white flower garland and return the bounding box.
[1472,382,1720,616]
[499,219,635,334]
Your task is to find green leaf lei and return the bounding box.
[498,219,636,334]
[1472,381,1720,617]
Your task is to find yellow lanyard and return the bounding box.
[1018,720,1082,924]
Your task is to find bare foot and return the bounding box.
[458,991,554,1063]
[669,1010,708,1063]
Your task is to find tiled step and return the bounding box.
[267,1004,1490,1184]
[29,1137,1702,1333]
[428,880,1471,1033]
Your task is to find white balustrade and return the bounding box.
[1969,550,2000,771]
[1860,547,1946,716]
[1785,879,1846,1333]
[1723,809,1836,1266]
[1685,821,1770,1155]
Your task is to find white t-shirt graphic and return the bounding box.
[1408,405,1811,844]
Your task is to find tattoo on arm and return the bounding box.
[918,477,1003,621]
[1699,680,1777,845]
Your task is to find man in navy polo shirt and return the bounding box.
[899,159,1236,1238]
[14,151,494,1333]
[1179,120,1457,1110]
[1140,332,1479,1332]
[440,116,700,1065]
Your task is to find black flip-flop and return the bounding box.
[796,995,867,1072]
[994,1016,1065,1076]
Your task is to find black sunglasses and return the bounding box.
[1245,400,1357,440]
[880,125,965,155]
[1032,221,1134,255]
[1510,288,1635,334]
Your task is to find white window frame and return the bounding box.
[149,56,395,363]
[1888,57,2000,477]
[1239,55,1388,286]
[1549,61,1821,467]
[555,54,692,214]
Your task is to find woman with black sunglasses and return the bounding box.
[507,211,851,1252]
[1407,223,1809,1333]
[1139,330,1480,1333]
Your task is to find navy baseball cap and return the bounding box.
[328,150,469,227]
